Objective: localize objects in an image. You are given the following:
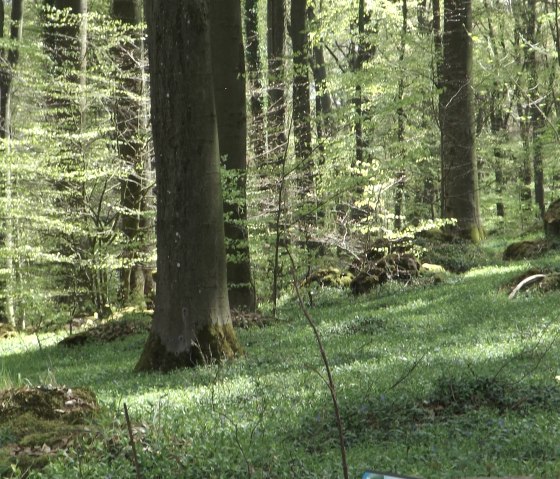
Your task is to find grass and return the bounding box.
[2,249,560,478]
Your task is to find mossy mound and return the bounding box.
[0,386,98,476]
[0,324,16,340]
[502,239,551,260]
[303,268,354,289]
[58,314,151,347]
[544,198,560,238]
[350,253,420,295]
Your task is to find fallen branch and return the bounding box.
[508,274,546,299]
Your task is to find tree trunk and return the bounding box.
[267,0,286,156]
[111,0,150,307]
[440,0,483,242]
[245,0,265,162]
[136,0,240,372]
[210,0,256,312]
[308,4,332,162]
[0,0,23,327]
[290,0,313,205]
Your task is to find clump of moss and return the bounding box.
[0,386,99,474]
[135,323,242,372]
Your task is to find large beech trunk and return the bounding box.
[136,0,240,372]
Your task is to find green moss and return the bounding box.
[135,323,242,373]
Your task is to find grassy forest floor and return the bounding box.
[2,240,560,478]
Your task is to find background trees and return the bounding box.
[0,0,559,332]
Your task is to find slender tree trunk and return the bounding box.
[210,0,256,312]
[525,0,546,218]
[112,0,150,307]
[353,0,367,167]
[308,4,332,163]
[136,0,240,372]
[440,0,483,242]
[245,0,265,162]
[394,0,407,231]
[290,0,313,203]
[267,0,286,156]
[0,0,23,327]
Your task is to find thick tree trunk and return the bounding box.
[111,0,150,307]
[210,0,255,312]
[440,0,483,242]
[0,0,23,327]
[136,0,240,372]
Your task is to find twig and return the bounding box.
[285,247,349,479]
[124,403,142,479]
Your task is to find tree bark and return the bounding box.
[111,0,151,307]
[440,0,483,242]
[209,0,255,312]
[290,0,313,203]
[245,0,265,162]
[0,0,24,327]
[136,0,240,372]
[267,0,286,156]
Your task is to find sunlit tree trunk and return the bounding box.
[136,0,240,372]
[0,0,23,327]
[210,0,256,312]
[440,0,483,242]
[111,0,151,307]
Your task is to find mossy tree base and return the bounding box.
[135,323,242,372]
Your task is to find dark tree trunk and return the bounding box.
[0,0,23,326]
[525,0,546,218]
[267,0,286,155]
[210,0,256,312]
[440,0,483,242]
[245,0,265,162]
[290,0,313,203]
[308,4,332,163]
[353,0,367,166]
[136,0,240,372]
[394,0,407,231]
[111,0,151,307]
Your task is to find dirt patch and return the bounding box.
[0,386,98,475]
[58,315,151,347]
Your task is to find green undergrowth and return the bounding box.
[1,250,560,478]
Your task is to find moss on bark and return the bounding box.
[135,323,242,372]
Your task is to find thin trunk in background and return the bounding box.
[0,0,24,327]
[210,0,256,312]
[111,0,152,307]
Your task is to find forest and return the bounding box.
[1,0,560,477]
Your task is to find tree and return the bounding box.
[210,0,255,312]
[136,0,240,372]
[111,0,153,307]
[0,0,24,326]
[440,0,483,241]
